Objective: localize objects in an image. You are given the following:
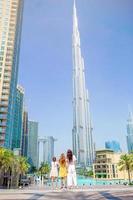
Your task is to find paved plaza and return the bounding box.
[0,185,133,200]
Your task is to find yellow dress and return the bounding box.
[59,163,67,178]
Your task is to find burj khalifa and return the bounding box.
[72,0,94,166]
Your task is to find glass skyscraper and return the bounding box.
[28,121,38,168]
[21,110,28,157]
[12,85,24,150]
[105,140,121,153]
[0,0,24,148]
[127,111,133,153]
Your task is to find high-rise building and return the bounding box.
[28,121,38,168]
[105,140,121,153]
[72,0,94,166]
[127,111,133,153]
[12,85,24,150]
[21,110,28,157]
[93,149,133,179]
[38,136,57,167]
[0,0,24,148]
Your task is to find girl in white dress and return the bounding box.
[66,149,77,188]
[50,157,58,189]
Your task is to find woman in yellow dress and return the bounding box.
[59,153,67,189]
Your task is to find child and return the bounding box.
[66,149,77,188]
[50,157,58,189]
[59,153,67,189]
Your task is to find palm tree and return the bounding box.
[39,162,50,180]
[118,154,133,184]
[30,166,37,174]
[0,148,14,188]
[16,156,30,185]
[0,147,5,176]
[0,148,30,188]
[0,147,6,186]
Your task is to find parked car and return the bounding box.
[20,176,31,187]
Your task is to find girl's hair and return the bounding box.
[59,153,66,166]
[52,157,56,162]
[67,149,73,162]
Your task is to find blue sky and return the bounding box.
[19,0,133,155]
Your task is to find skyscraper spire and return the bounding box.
[72,0,94,166]
[128,105,133,122]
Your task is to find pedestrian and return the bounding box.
[50,157,58,189]
[66,149,77,188]
[59,153,67,189]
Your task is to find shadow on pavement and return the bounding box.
[100,191,122,200]
[29,192,102,200]
[28,193,44,200]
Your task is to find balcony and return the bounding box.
[3,77,10,83]
[2,90,9,95]
[4,72,11,77]
[1,96,8,101]
[4,68,12,72]
[0,114,7,120]
[95,158,112,163]
[0,121,6,127]
[0,107,8,113]
[0,134,5,141]
[0,101,8,106]
[2,84,10,89]
[95,167,108,172]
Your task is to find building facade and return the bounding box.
[127,111,133,153]
[105,140,121,153]
[21,110,28,157]
[72,0,94,166]
[93,149,133,180]
[0,0,24,148]
[38,136,57,167]
[12,85,24,150]
[28,121,38,168]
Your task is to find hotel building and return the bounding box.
[93,149,133,180]
[0,0,24,148]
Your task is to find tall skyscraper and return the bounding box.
[0,0,24,148]
[127,111,133,153]
[21,110,28,157]
[28,121,38,168]
[12,85,24,150]
[72,0,94,166]
[105,140,121,153]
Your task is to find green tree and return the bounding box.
[0,148,14,188]
[30,166,37,174]
[118,154,133,184]
[39,162,50,180]
[17,156,29,176]
[87,170,93,177]
[0,148,30,188]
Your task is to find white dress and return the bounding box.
[50,161,58,178]
[67,155,77,187]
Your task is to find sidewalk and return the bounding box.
[0,185,133,200]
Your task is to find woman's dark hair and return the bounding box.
[67,149,73,162]
[52,157,56,162]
